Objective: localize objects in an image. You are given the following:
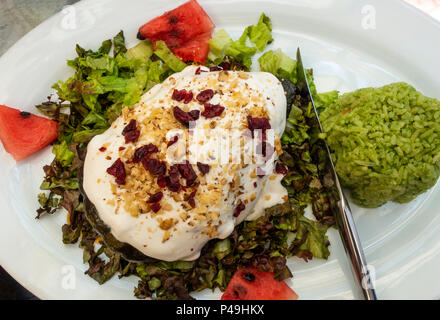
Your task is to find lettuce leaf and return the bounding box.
[296,215,330,259]
[259,49,297,83]
[207,13,273,69]
[126,41,154,60]
[154,41,186,72]
[52,140,75,167]
[249,13,273,51]
[207,29,233,65]
[113,31,127,57]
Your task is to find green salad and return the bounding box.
[36,14,334,299]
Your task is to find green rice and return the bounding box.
[320,82,440,208]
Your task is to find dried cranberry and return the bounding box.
[167,165,181,192]
[196,162,210,175]
[142,158,166,175]
[106,159,126,185]
[173,106,197,127]
[188,197,196,208]
[124,130,140,143]
[187,190,197,208]
[201,103,225,118]
[172,89,185,101]
[122,119,137,135]
[147,192,163,203]
[209,66,222,71]
[150,202,161,213]
[195,67,207,75]
[99,147,107,152]
[233,202,246,217]
[133,144,158,163]
[172,89,193,103]
[219,62,231,70]
[167,135,179,147]
[122,119,140,143]
[177,161,198,186]
[184,92,193,104]
[247,116,271,132]
[253,182,258,188]
[275,162,288,175]
[157,175,167,188]
[119,146,126,151]
[188,110,200,121]
[196,89,214,104]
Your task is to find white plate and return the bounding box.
[1,0,440,300]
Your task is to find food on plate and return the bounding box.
[0,105,58,161]
[137,0,215,63]
[221,267,298,300]
[81,65,288,262]
[320,82,440,208]
[16,0,436,300]
[31,5,335,299]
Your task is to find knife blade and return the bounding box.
[296,48,377,300]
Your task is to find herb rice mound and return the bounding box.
[320,82,440,208]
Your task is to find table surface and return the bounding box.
[0,0,439,300]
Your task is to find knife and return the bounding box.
[296,48,377,300]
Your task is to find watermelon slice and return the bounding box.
[172,32,211,64]
[0,105,58,161]
[221,267,298,300]
[138,0,215,64]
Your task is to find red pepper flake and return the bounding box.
[177,161,198,186]
[342,109,350,114]
[119,146,126,151]
[172,89,193,104]
[106,158,126,185]
[99,147,107,152]
[147,191,163,203]
[209,66,222,71]
[275,162,288,175]
[133,144,158,163]
[150,202,161,213]
[201,103,225,118]
[167,135,179,147]
[196,89,214,104]
[122,119,140,143]
[233,202,246,217]
[157,175,167,188]
[196,162,210,175]
[173,106,199,127]
[167,165,181,192]
[142,158,166,175]
[253,182,258,188]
